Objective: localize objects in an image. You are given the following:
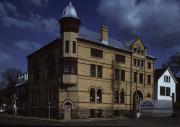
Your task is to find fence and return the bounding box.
[140,100,173,117]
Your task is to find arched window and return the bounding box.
[33,63,39,83]
[97,89,102,103]
[47,55,55,77]
[90,88,95,102]
[120,89,125,104]
[114,91,119,103]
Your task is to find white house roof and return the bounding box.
[61,2,78,19]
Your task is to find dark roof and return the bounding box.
[124,39,135,50]
[27,39,60,58]
[79,28,127,50]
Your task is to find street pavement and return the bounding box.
[0,113,180,126]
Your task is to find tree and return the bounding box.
[162,52,180,76]
[0,67,22,104]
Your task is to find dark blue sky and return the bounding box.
[0,0,180,74]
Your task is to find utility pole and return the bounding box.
[48,102,51,120]
[13,94,18,116]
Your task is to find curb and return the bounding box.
[0,114,129,122]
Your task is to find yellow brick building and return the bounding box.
[27,2,155,119]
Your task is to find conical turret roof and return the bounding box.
[61,2,78,19]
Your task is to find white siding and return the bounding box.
[157,69,176,102]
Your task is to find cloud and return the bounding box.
[98,0,180,50]
[5,2,17,12]
[1,14,58,34]
[0,1,58,35]
[27,0,49,7]
[0,1,7,16]
[15,41,43,52]
[0,51,12,63]
[0,1,19,17]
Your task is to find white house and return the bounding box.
[154,68,177,102]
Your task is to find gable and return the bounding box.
[158,68,177,84]
[132,37,145,50]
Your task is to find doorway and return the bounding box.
[133,90,143,111]
[64,102,72,120]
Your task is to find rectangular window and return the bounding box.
[141,50,144,55]
[134,59,137,66]
[115,69,119,80]
[167,76,169,82]
[73,41,76,53]
[115,54,125,63]
[114,91,119,103]
[164,76,166,82]
[120,70,125,81]
[139,73,143,84]
[90,64,96,77]
[97,65,102,78]
[137,59,141,67]
[141,60,144,67]
[160,86,165,96]
[166,87,171,96]
[134,58,144,67]
[147,75,150,84]
[164,75,170,83]
[63,60,77,74]
[134,72,137,83]
[148,62,151,69]
[65,41,69,53]
[91,48,103,58]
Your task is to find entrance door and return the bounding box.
[133,90,143,111]
[64,102,72,120]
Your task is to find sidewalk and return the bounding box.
[0,113,129,122]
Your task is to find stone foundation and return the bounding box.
[28,108,133,119]
[74,109,89,119]
[102,109,113,118]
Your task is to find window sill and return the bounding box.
[90,76,103,79]
[90,102,96,103]
[91,56,103,59]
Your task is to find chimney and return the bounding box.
[101,25,108,45]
